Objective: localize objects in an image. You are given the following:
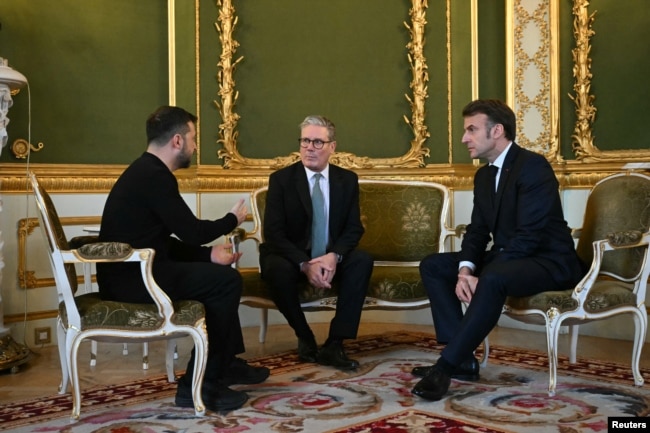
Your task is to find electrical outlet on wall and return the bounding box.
[34,327,51,345]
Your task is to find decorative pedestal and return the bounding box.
[0,57,30,374]
[0,333,31,373]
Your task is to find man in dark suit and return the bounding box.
[259,115,373,370]
[411,99,586,400]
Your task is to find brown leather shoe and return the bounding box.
[316,341,359,370]
[411,357,480,381]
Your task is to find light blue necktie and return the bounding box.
[311,173,327,258]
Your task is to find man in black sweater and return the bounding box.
[97,106,268,412]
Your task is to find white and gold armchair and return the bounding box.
[503,171,650,396]
[30,172,208,419]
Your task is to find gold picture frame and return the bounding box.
[570,0,650,162]
[214,0,433,170]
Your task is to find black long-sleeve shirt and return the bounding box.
[96,152,237,301]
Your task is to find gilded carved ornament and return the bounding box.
[510,0,560,162]
[214,0,431,170]
[570,0,650,162]
[0,0,634,194]
[18,216,100,289]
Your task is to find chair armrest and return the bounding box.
[69,235,100,249]
[571,227,582,239]
[228,227,247,254]
[75,242,134,261]
[606,230,643,247]
[65,244,177,325]
[228,227,261,254]
[454,224,467,238]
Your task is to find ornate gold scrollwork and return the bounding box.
[11,138,44,159]
[570,0,650,162]
[507,0,561,162]
[215,0,431,170]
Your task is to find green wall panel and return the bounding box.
[0,0,168,164]
[559,0,576,161]
[589,2,649,151]
[198,0,415,166]
[2,0,646,166]
[423,0,453,165]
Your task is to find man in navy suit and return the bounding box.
[412,99,586,400]
[259,115,373,370]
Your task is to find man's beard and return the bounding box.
[177,143,192,168]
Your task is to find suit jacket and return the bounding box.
[259,162,364,266]
[460,143,584,285]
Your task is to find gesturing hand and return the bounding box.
[229,199,248,225]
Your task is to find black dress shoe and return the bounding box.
[316,341,360,370]
[175,378,248,412]
[411,357,480,381]
[298,337,319,363]
[411,366,451,401]
[221,357,270,385]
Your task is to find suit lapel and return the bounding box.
[292,163,312,216]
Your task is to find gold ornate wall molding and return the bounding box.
[570,0,650,162]
[0,163,631,194]
[214,0,433,170]
[18,216,100,289]
[506,0,561,161]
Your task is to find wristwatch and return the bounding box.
[335,253,343,263]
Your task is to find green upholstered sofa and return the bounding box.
[231,179,460,342]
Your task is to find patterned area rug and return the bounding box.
[1,331,649,432]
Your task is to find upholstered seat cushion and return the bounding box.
[506,280,636,314]
[240,265,427,306]
[59,293,206,330]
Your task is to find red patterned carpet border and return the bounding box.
[329,409,510,433]
[0,376,177,429]
[0,331,646,430]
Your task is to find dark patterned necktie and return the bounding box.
[311,173,327,258]
[489,165,499,204]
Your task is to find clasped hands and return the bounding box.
[302,252,338,289]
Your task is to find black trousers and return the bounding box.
[157,261,244,381]
[260,249,373,342]
[99,260,244,381]
[419,251,577,366]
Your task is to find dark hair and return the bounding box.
[462,99,516,141]
[146,106,197,146]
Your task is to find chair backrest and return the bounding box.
[252,179,451,262]
[576,172,650,279]
[30,173,79,297]
[357,180,449,262]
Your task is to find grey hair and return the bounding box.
[299,115,336,141]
